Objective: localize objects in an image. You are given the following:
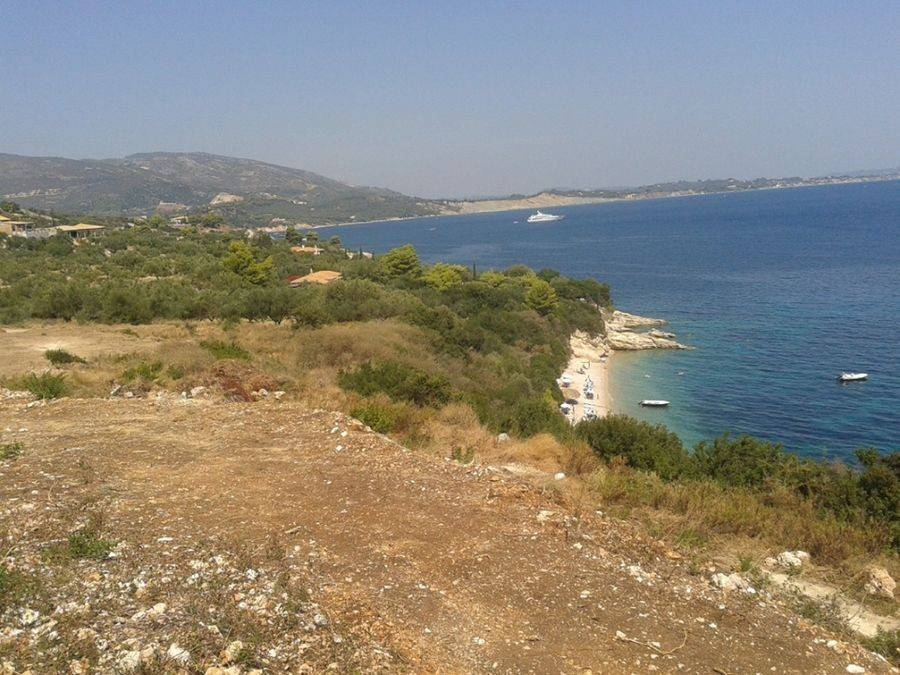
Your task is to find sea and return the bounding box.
[318,181,900,460]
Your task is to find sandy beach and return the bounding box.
[559,331,612,424]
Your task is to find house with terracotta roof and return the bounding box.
[290,245,322,255]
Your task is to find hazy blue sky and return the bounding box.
[2,1,898,197]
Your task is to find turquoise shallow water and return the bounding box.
[319,181,900,459]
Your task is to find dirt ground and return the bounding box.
[0,323,165,378]
[0,394,891,673]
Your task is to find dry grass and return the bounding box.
[584,464,897,570]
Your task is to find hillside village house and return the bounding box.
[0,214,34,236]
[290,245,322,255]
[56,223,105,239]
[0,213,55,239]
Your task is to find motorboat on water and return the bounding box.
[839,372,868,382]
[640,400,670,407]
[526,211,564,223]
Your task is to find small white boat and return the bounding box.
[526,211,564,223]
[640,400,670,407]
[839,372,868,382]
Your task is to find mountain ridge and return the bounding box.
[0,151,442,225]
[2,150,897,225]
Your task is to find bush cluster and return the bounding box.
[339,361,452,407]
[1,230,607,440]
[44,348,86,366]
[577,416,899,548]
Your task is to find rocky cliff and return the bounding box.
[602,309,691,351]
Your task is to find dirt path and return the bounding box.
[0,396,890,673]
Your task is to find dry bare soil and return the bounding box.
[1,392,890,673]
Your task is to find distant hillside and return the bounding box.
[0,152,443,225]
[4,151,897,225]
[445,171,899,215]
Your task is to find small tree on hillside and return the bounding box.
[222,241,274,285]
[524,277,558,315]
[378,245,421,279]
[423,263,465,291]
[285,226,302,244]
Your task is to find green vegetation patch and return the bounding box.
[44,348,86,366]
[339,361,451,407]
[0,565,41,611]
[200,339,252,361]
[0,442,23,460]
[350,399,404,434]
[577,414,688,480]
[122,360,164,383]
[861,629,899,666]
[11,372,68,400]
[44,527,115,562]
[577,416,900,553]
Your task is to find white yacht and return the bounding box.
[839,372,868,382]
[640,400,670,407]
[526,211,564,223]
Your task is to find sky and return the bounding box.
[2,1,898,198]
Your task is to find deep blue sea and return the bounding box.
[319,181,900,460]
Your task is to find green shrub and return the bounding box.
[523,277,559,315]
[339,361,451,407]
[577,414,689,480]
[166,364,186,380]
[507,394,568,437]
[691,434,787,487]
[44,348,86,366]
[377,245,421,279]
[856,448,900,524]
[122,360,164,383]
[13,372,69,399]
[423,263,466,291]
[66,528,115,560]
[452,446,476,464]
[0,442,23,460]
[861,629,899,666]
[0,565,38,611]
[200,339,251,361]
[222,241,275,285]
[44,527,115,562]
[351,399,402,433]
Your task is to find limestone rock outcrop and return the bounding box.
[601,310,690,351]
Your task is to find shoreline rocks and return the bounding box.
[601,309,691,351]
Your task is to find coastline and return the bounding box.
[319,177,900,230]
[561,331,613,423]
[560,310,689,424]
